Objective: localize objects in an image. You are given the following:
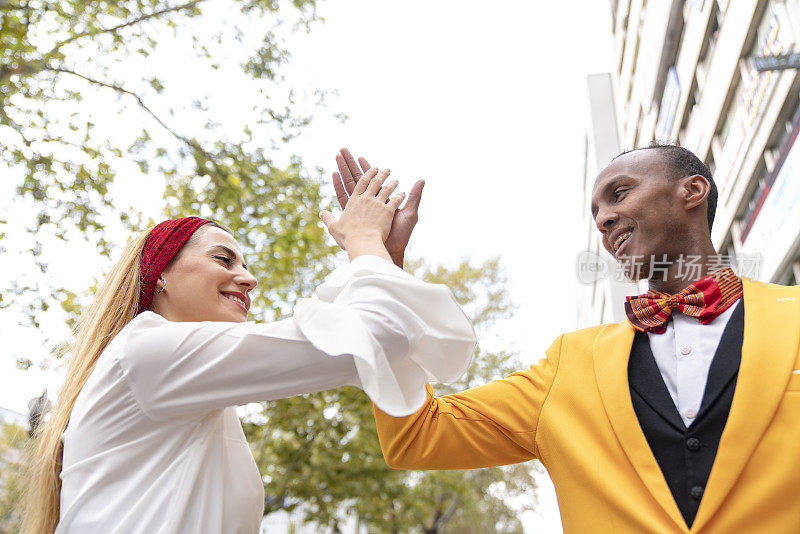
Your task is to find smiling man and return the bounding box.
[334,144,800,534]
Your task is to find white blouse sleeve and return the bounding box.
[117,255,476,421]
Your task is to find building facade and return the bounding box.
[579,0,800,327]
[577,73,639,327]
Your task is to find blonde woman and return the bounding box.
[23,168,476,534]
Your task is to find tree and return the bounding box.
[1,0,328,343]
[245,258,538,533]
[0,420,28,532]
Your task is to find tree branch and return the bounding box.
[48,0,207,57]
[0,107,33,147]
[44,66,226,176]
[428,494,459,532]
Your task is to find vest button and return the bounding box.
[686,437,701,451]
[690,485,704,500]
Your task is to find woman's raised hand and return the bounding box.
[320,168,406,262]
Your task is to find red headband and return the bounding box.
[138,216,211,314]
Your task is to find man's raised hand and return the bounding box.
[332,147,424,268]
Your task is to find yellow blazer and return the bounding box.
[374,278,800,533]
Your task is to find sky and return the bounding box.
[1,1,616,531]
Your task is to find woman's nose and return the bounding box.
[236,269,258,291]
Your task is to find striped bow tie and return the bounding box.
[624,267,743,333]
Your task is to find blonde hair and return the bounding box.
[21,227,153,534]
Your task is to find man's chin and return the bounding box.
[616,254,648,282]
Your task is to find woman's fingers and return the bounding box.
[358,156,371,174]
[319,210,337,228]
[365,169,391,196]
[377,179,398,202]
[387,192,406,211]
[353,168,378,195]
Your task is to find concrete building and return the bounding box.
[579,0,800,326]
[577,73,639,328]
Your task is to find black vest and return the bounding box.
[628,301,744,528]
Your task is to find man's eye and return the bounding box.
[614,188,628,200]
[214,255,232,265]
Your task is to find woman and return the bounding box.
[23,168,476,534]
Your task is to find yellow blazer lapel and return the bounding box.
[691,278,800,532]
[594,322,687,531]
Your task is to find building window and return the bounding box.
[717,73,743,146]
[696,2,722,90]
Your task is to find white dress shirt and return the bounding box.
[57,255,476,534]
[646,300,741,427]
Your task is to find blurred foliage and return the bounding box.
[0,420,28,532]
[1,1,538,531]
[165,145,337,322]
[245,258,537,533]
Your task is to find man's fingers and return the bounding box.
[358,157,371,174]
[366,169,391,196]
[319,210,336,228]
[336,153,357,195]
[332,172,349,209]
[387,192,406,210]
[340,148,363,179]
[402,179,425,213]
[353,168,378,195]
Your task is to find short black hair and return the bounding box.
[614,143,717,232]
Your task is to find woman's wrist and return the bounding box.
[345,232,392,262]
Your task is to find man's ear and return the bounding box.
[682,174,710,210]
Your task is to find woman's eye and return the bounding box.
[214,255,232,265]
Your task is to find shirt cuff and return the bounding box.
[293,256,476,416]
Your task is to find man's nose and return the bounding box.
[594,206,617,232]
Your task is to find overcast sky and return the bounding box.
[1,1,616,531]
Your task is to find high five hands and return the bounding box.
[320,168,406,263]
[331,148,425,268]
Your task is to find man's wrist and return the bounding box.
[389,249,405,269]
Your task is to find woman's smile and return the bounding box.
[220,291,248,313]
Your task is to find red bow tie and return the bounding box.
[625,268,743,333]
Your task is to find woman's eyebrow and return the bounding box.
[210,245,248,270]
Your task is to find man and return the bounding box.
[331,145,800,533]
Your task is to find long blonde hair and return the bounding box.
[21,227,154,534]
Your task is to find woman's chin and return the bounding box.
[229,309,249,322]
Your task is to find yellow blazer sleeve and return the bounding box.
[373,334,563,469]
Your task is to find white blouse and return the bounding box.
[57,255,476,534]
